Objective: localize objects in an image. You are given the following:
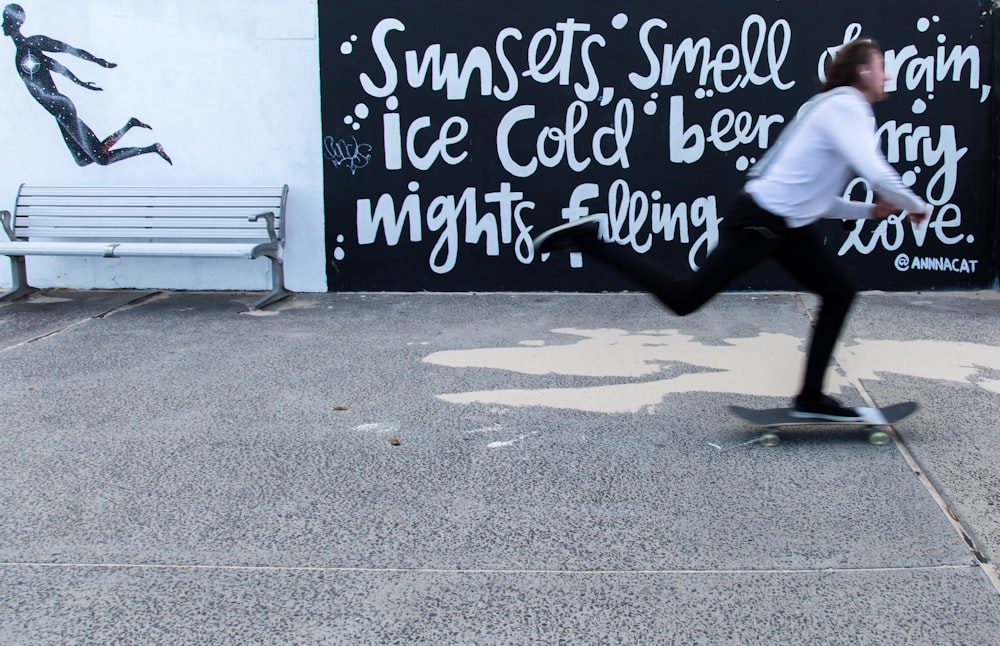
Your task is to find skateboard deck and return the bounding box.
[728,401,918,446]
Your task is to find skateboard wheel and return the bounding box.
[760,431,780,447]
[868,430,891,446]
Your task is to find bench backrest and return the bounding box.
[12,185,288,242]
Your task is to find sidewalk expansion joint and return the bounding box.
[0,562,983,578]
[799,297,1000,596]
[0,291,162,353]
[845,374,1000,597]
[91,291,164,318]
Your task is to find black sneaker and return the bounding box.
[791,394,862,421]
[532,215,602,254]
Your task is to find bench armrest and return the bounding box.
[249,211,278,243]
[0,210,12,240]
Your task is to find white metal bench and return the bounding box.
[0,184,290,311]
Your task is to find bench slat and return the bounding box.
[18,196,284,209]
[17,206,279,220]
[110,243,267,258]
[0,241,116,256]
[0,241,267,258]
[14,227,273,240]
[18,186,287,198]
[18,216,277,228]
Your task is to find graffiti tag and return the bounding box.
[325,136,373,174]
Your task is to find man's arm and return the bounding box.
[822,99,925,211]
[823,98,930,223]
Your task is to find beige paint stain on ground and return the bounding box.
[838,340,1000,396]
[424,328,1000,413]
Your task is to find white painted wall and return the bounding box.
[0,0,326,293]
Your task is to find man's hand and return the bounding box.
[870,198,931,225]
[908,208,931,225]
[869,198,899,219]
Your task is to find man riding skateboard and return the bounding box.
[533,38,930,422]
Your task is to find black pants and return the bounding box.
[578,192,857,398]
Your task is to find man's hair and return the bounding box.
[823,39,881,91]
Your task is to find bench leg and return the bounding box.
[247,256,290,311]
[0,255,39,302]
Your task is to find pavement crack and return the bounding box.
[92,291,164,318]
[0,291,161,353]
[792,293,817,326]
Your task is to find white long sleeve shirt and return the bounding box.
[744,86,927,228]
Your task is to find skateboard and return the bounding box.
[728,401,919,447]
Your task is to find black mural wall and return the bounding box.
[320,0,998,291]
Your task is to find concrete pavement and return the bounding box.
[1,289,999,644]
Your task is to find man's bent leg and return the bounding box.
[577,192,782,315]
[581,228,773,315]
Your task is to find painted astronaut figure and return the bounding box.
[3,3,171,166]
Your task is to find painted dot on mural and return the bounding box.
[643,100,657,116]
[651,190,662,200]
[967,234,975,243]
[355,103,370,119]
[937,34,946,44]
[932,15,940,22]
[344,115,354,125]
[408,181,420,192]
[334,247,346,261]
[902,170,917,186]
[917,17,930,32]
[340,41,353,55]
[736,156,750,171]
[695,88,706,99]
[912,98,927,114]
[352,122,361,131]
[612,13,628,30]
[386,96,399,111]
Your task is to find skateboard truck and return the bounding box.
[757,426,891,447]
